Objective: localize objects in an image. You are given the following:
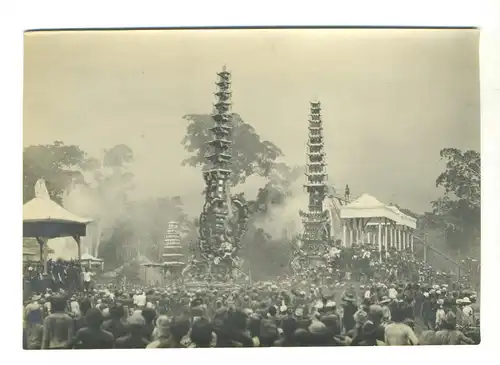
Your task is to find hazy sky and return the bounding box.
[23,29,480,215]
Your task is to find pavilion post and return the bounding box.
[410,231,414,252]
[35,237,47,274]
[73,235,82,271]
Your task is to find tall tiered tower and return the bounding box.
[162,221,185,267]
[298,101,331,254]
[195,66,248,273]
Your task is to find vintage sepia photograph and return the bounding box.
[23,28,480,349]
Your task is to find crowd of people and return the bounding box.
[294,241,457,288]
[23,259,83,294]
[23,274,479,349]
[22,238,480,349]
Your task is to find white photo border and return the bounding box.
[1,0,499,363]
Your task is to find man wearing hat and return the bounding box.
[341,293,357,333]
[461,297,475,326]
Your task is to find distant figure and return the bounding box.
[345,185,350,201]
[82,267,94,292]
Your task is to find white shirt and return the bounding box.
[388,288,398,299]
[135,294,147,307]
[83,272,93,282]
[462,305,474,325]
[435,308,446,325]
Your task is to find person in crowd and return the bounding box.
[274,316,297,347]
[41,295,75,349]
[354,320,386,346]
[188,317,216,348]
[101,304,128,340]
[24,294,44,350]
[461,297,475,326]
[72,308,114,349]
[82,267,94,293]
[167,316,191,348]
[115,313,149,349]
[341,293,357,333]
[434,312,475,345]
[141,307,156,341]
[147,315,172,348]
[384,301,419,346]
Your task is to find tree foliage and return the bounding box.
[23,141,94,203]
[181,113,284,186]
[435,148,480,208]
[427,148,481,252]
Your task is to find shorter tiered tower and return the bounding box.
[162,221,185,282]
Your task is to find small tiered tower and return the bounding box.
[299,101,331,254]
[162,221,185,281]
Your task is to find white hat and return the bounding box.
[423,292,429,297]
[325,300,336,309]
[456,299,463,304]
[462,297,471,304]
[314,301,324,309]
[437,299,444,305]
[436,290,442,295]
[280,305,287,313]
[295,308,304,317]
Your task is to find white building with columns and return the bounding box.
[339,194,417,258]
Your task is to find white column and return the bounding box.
[410,231,414,252]
[390,228,394,249]
[402,229,407,251]
[378,223,382,253]
[342,223,347,247]
[384,222,388,252]
[398,228,402,251]
[349,226,353,247]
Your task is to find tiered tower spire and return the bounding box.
[183,67,249,281]
[299,101,331,252]
[199,66,236,260]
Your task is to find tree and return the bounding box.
[430,148,481,253]
[181,113,284,186]
[23,141,94,203]
[102,144,134,168]
[435,148,480,209]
